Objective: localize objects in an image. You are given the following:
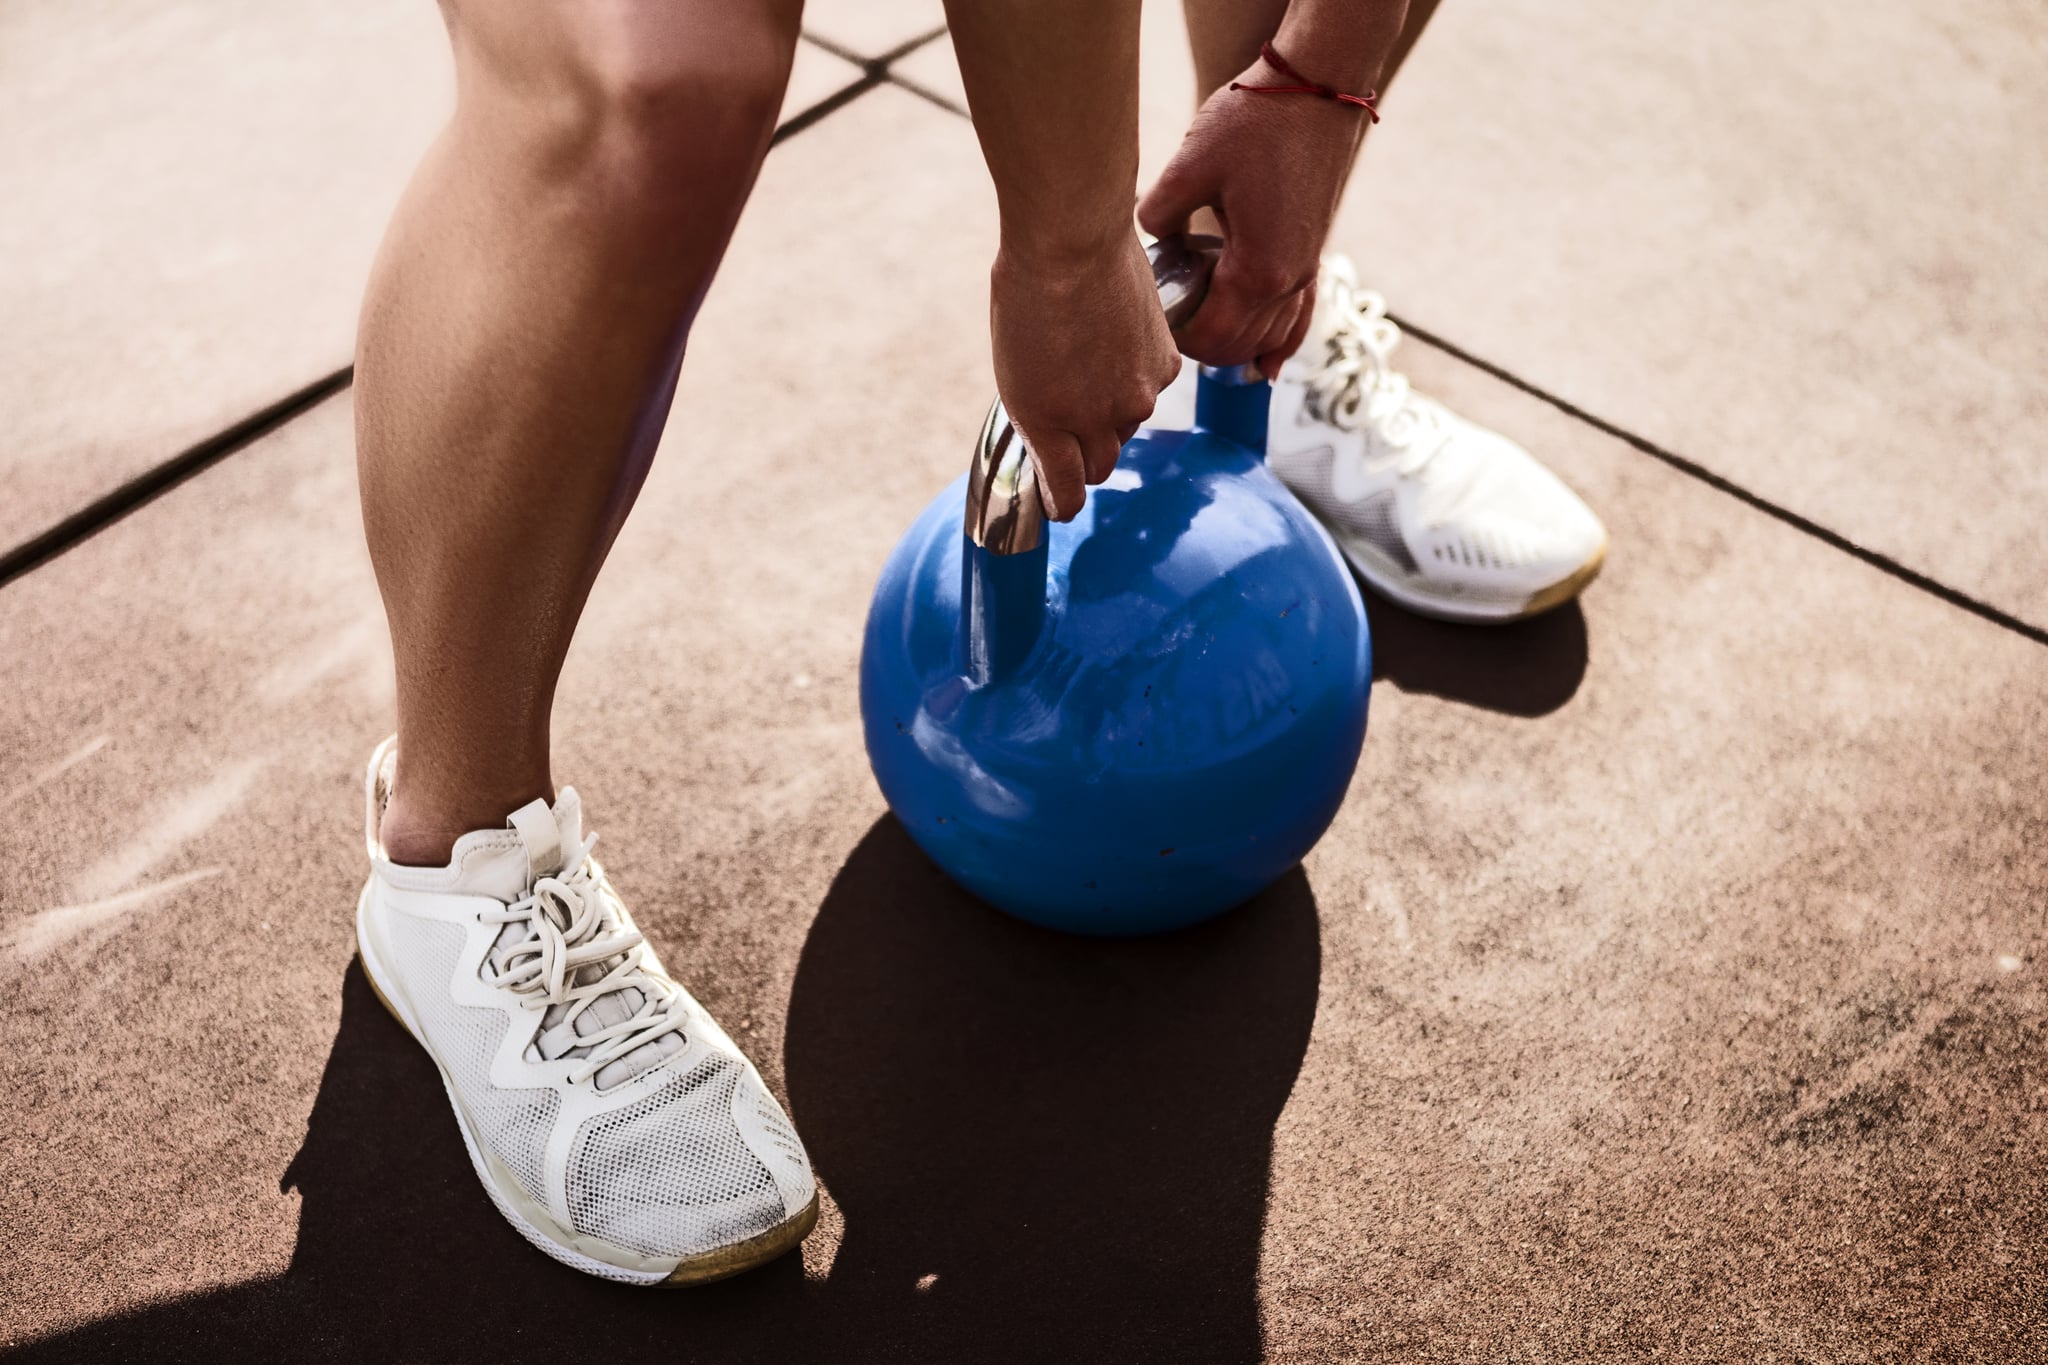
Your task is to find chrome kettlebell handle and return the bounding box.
[1151,232,1223,330]
[965,234,1223,556]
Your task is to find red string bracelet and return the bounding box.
[1230,41,1381,123]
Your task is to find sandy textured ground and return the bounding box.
[3,5,2043,1362]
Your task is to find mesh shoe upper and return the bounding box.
[1268,255,1607,618]
[567,1056,788,1258]
[358,740,815,1273]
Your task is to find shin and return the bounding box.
[357,0,800,863]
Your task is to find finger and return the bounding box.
[1021,427,1087,523]
[1079,428,1124,486]
[1170,234,1304,365]
[1175,286,1292,369]
[1168,308,1244,368]
[1136,153,1217,242]
[1112,369,1168,434]
[1212,246,1310,333]
[1244,288,1309,376]
[1256,286,1318,379]
[1115,420,1142,446]
[1168,289,1248,367]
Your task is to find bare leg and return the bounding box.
[1180,0,1444,234]
[357,0,800,864]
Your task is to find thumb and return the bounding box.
[1137,152,1218,241]
[1018,425,1086,523]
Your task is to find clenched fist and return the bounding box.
[1139,48,1375,376]
[990,231,1185,522]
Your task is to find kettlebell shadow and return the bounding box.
[782,816,1323,1365]
[1364,588,1589,717]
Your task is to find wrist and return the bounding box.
[996,213,1134,279]
[1268,9,1400,93]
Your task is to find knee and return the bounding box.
[452,0,798,214]
[568,6,794,159]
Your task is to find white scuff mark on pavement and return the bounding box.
[6,866,225,964]
[65,758,263,904]
[1772,991,1973,1140]
[255,618,382,705]
[1374,881,1412,951]
[701,718,860,749]
[4,734,109,804]
[751,763,838,824]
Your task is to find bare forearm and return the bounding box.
[942,0,1143,262]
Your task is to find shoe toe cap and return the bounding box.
[1452,430,1606,582]
[566,1053,814,1261]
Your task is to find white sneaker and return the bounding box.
[1268,256,1608,622]
[353,738,818,1284]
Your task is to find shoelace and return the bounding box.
[480,833,688,1085]
[1302,278,1449,477]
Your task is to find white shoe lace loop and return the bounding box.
[1302,277,1449,477]
[480,832,688,1085]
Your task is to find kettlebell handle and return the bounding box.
[964,234,1223,556]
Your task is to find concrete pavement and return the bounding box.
[3,7,2043,1362]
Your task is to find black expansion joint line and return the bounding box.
[0,367,353,588]
[898,74,2048,650]
[0,26,952,587]
[788,25,954,136]
[8,22,2041,658]
[1390,314,2048,650]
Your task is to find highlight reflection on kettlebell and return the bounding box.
[860,235,1372,936]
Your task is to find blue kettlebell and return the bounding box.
[860,236,1372,935]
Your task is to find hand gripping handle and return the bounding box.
[964,235,1221,555]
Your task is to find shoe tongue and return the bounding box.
[506,799,563,880]
[499,788,587,883]
[441,790,579,902]
[551,786,584,856]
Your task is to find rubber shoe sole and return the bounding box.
[1342,533,1607,624]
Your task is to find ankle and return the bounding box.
[378,781,550,867]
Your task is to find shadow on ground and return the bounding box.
[8,819,1322,1365]
[1366,590,1589,716]
[782,819,1321,1362]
